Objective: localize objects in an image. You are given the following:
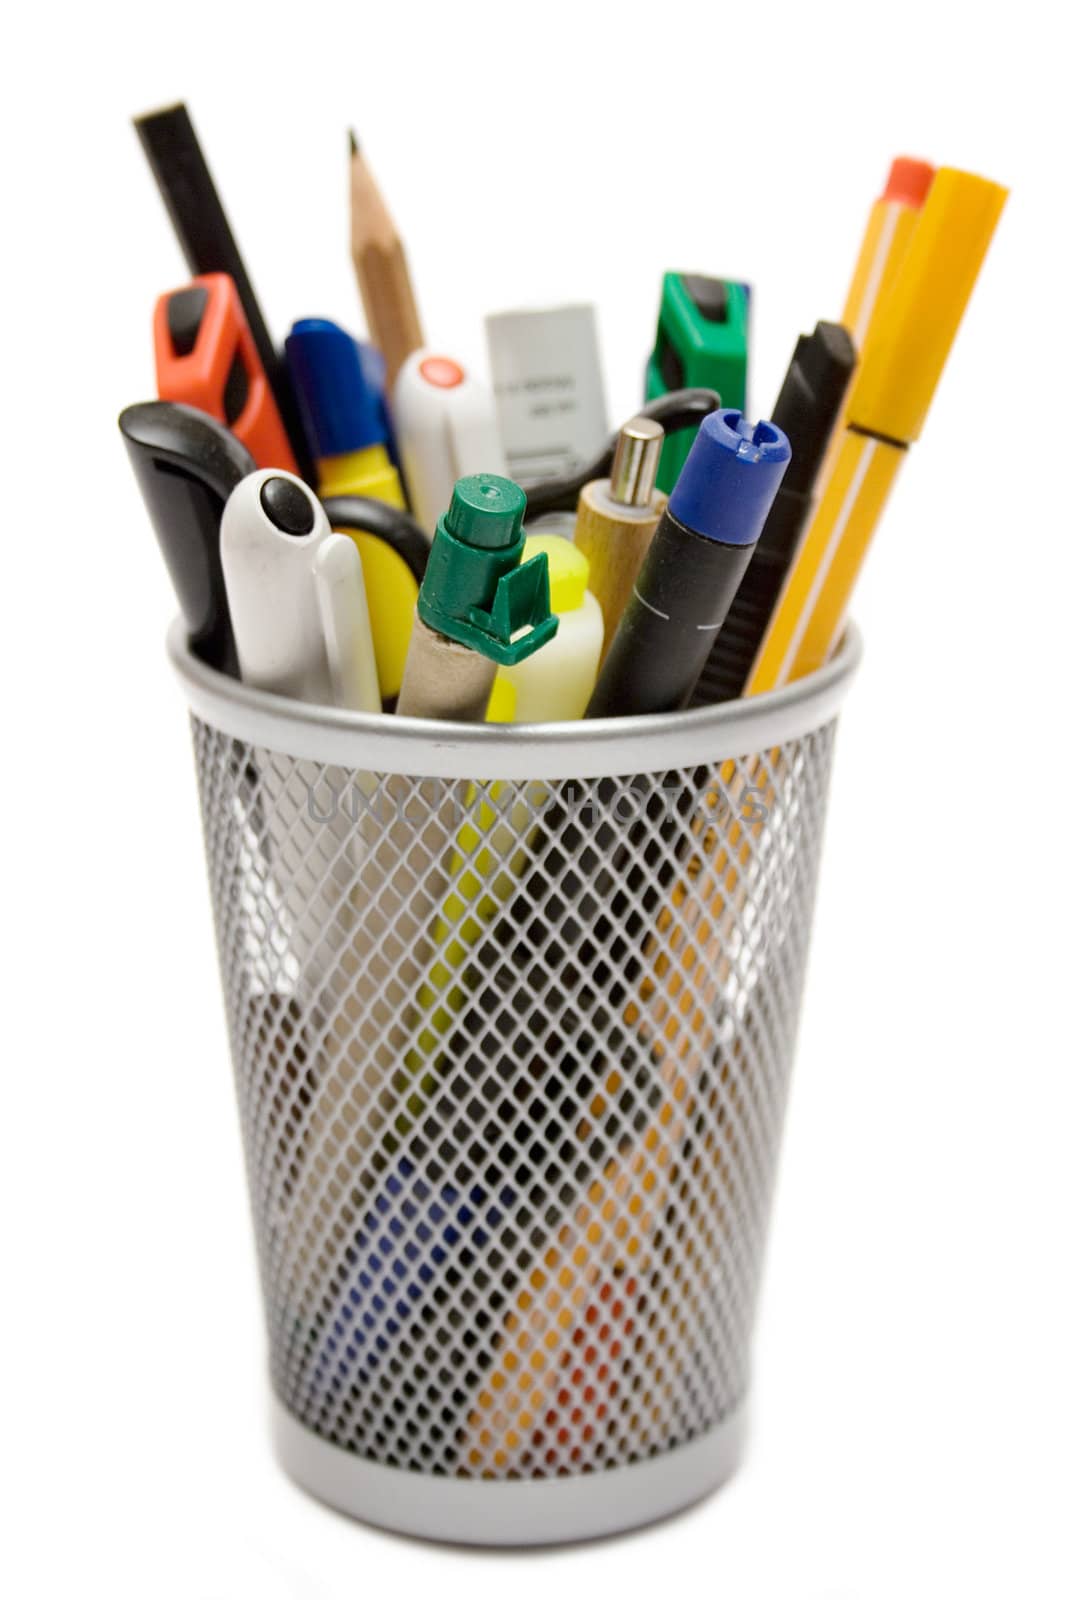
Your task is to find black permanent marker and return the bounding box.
[696,322,854,705]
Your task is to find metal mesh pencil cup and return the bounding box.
[170,621,860,1546]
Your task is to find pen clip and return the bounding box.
[467,551,558,666]
[313,534,382,714]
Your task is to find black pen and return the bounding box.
[695,321,855,705]
[417,413,789,1182]
[586,410,791,719]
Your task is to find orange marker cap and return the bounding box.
[418,354,465,389]
[882,156,936,210]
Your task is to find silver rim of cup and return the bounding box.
[168,618,862,781]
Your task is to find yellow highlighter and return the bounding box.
[397,539,603,1130]
[633,166,1009,1059]
[487,534,603,723]
[841,156,936,349]
[748,166,1008,693]
[286,318,417,700]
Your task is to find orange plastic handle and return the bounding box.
[153,272,298,474]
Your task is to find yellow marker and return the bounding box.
[397,538,601,1123]
[487,535,603,723]
[841,156,936,349]
[633,166,1011,1055]
[286,317,415,699]
[748,166,1007,693]
[316,441,405,507]
[315,452,413,705]
[338,530,417,702]
[632,168,1007,1086]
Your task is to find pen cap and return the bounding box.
[770,322,855,496]
[393,350,507,533]
[881,154,936,209]
[118,400,257,676]
[668,409,791,545]
[848,167,1008,443]
[220,468,338,703]
[285,318,386,458]
[487,534,603,721]
[312,532,381,713]
[444,472,526,552]
[119,398,257,504]
[417,474,558,666]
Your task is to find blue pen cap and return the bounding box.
[285,318,387,459]
[668,409,791,545]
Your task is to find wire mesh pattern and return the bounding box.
[190,715,838,1480]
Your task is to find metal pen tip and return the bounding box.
[609,416,665,507]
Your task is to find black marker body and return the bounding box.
[697,321,854,704]
[585,508,759,718]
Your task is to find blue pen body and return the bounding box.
[302,1158,515,1441]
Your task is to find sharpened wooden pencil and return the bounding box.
[348,130,424,389]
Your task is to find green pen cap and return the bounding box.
[417,473,559,666]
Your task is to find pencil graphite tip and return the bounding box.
[348,128,359,157]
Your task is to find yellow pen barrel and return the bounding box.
[318,445,415,702]
[850,168,1008,444]
[841,156,935,350]
[842,197,923,349]
[316,442,406,508]
[747,431,903,692]
[748,166,1007,692]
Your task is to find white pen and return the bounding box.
[313,534,380,715]
[221,469,381,712]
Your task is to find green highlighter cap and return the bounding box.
[417,473,559,666]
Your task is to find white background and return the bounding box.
[5,2,1066,1595]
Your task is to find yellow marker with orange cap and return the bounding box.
[398,538,603,1124]
[488,534,603,723]
[841,156,936,350]
[635,164,1009,1062]
[748,166,1008,692]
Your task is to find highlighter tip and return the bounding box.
[882,155,936,209]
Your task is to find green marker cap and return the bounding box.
[446,473,526,549]
[417,473,559,666]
